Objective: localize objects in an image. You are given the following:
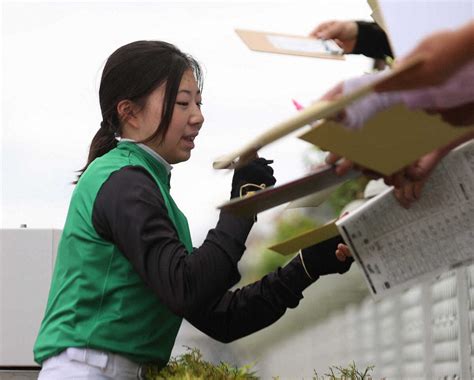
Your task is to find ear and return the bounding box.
[117,100,140,129]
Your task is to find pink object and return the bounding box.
[292,99,305,111]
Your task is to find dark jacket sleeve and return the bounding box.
[92,165,342,343]
[353,21,393,59]
[186,256,315,342]
[92,166,254,317]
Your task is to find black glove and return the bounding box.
[301,236,354,278]
[230,158,276,199]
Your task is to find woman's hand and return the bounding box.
[310,20,358,53]
[230,157,276,199]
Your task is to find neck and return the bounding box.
[119,138,173,174]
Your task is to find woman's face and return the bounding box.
[138,69,204,164]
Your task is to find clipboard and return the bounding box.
[299,104,474,176]
[235,29,344,60]
[217,165,360,216]
[268,220,340,256]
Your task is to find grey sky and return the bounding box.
[2,0,372,243]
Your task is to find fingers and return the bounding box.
[316,20,357,41]
[334,159,354,176]
[405,150,444,181]
[335,243,351,262]
[384,171,408,188]
[325,152,341,165]
[320,81,343,101]
[393,180,425,209]
[318,22,344,40]
[309,21,336,38]
[374,63,422,92]
[249,157,276,186]
[325,152,354,176]
[439,103,474,126]
[232,157,276,198]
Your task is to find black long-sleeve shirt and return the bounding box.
[92,166,326,342]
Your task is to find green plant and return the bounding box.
[146,347,258,380]
[328,177,368,215]
[313,362,374,380]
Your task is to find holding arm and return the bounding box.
[187,237,353,342]
[93,158,353,341]
[92,158,275,317]
[310,20,393,59]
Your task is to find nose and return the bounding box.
[190,106,204,129]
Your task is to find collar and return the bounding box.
[119,138,173,175]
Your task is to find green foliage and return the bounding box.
[254,212,319,277]
[146,347,375,380]
[146,347,258,380]
[312,362,374,380]
[302,147,368,216]
[328,177,368,215]
[273,213,319,242]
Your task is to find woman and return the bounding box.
[34,40,353,379]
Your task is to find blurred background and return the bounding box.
[6,1,472,379]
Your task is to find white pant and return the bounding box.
[38,347,145,380]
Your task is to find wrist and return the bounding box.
[280,254,318,293]
[299,250,316,281]
[348,21,359,40]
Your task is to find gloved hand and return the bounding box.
[300,236,354,279]
[230,158,276,199]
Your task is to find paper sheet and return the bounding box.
[266,35,343,55]
[337,141,474,299]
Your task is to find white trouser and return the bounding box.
[38,347,146,380]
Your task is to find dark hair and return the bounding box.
[74,40,203,183]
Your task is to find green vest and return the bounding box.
[34,141,193,365]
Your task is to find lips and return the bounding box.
[181,133,197,149]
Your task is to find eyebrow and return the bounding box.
[178,89,201,95]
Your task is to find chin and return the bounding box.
[171,152,192,164]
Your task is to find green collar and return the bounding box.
[117,141,171,187]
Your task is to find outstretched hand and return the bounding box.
[310,20,358,53]
[376,22,474,92]
[301,237,354,279]
[384,149,446,208]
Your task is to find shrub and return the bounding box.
[146,347,374,380]
[146,347,258,380]
[312,362,374,380]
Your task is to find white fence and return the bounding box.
[1,229,473,379]
[253,266,474,379]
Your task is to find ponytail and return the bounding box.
[74,120,118,184]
